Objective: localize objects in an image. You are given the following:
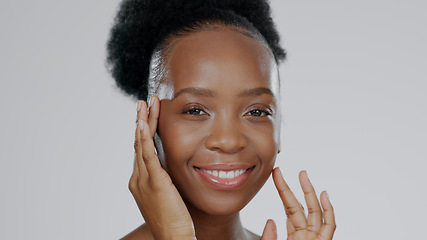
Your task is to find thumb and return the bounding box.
[261,219,277,240]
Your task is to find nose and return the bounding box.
[205,116,247,154]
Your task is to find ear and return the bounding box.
[275,139,281,154]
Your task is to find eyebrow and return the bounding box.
[238,87,273,97]
[173,87,273,99]
[173,87,217,99]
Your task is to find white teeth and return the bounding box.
[226,171,234,179]
[201,168,247,179]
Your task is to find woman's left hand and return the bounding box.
[260,168,336,240]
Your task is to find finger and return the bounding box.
[272,167,307,231]
[286,218,296,235]
[136,100,148,123]
[318,191,336,240]
[260,219,277,240]
[139,119,163,179]
[135,119,148,180]
[299,170,322,233]
[147,96,160,138]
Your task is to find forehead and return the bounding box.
[164,28,278,94]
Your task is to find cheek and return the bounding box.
[249,127,277,195]
[248,123,278,167]
[158,111,205,168]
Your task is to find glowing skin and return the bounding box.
[154,29,280,218]
[126,27,336,240]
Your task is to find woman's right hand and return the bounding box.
[129,97,196,240]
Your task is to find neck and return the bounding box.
[186,202,253,240]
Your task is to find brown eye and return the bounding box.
[183,108,207,116]
[246,109,271,117]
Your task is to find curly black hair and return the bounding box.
[107,0,286,101]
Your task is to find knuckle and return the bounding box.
[306,223,316,229]
[277,187,287,194]
[143,151,156,163]
[137,179,146,190]
[128,180,137,192]
[307,207,321,214]
[286,206,301,216]
[151,114,159,121]
[140,133,149,143]
[151,173,172,191]
[325,221,337,230]
[134,140,141,150]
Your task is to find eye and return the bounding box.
[182,107,208,116]
[185,108,206,115]
[245,109,272,117]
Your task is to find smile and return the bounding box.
[194,165,254,190]
[198,168,248,179]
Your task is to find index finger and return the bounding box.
[138,119,163,179]
[272,167,307,231]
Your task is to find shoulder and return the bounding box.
[245,228,261,240]
[120,223,154,240]
[121,224,258,240]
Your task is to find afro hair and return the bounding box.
[106,0,286,100]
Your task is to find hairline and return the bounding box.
[147,23,276,101]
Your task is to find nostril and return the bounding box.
[205,135,247,154]
[204,120,248,153]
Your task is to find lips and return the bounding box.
[194,164,254,190]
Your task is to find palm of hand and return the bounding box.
[287,230,327,240]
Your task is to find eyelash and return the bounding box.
[182,105,209,117]
[182,107,208,116]
[182,106,272,118]
[245,109,272,117]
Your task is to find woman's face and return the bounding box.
[156,28,280,216]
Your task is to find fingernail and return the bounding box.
[325,191,332,204]
[277,167,283,177]
[137,101,141,111]
[148,96,154,108]
[138,119,143,131]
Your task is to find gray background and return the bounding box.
[1,0,426,239]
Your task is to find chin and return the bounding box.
[184,194,252,216]
[178,178,267,217]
